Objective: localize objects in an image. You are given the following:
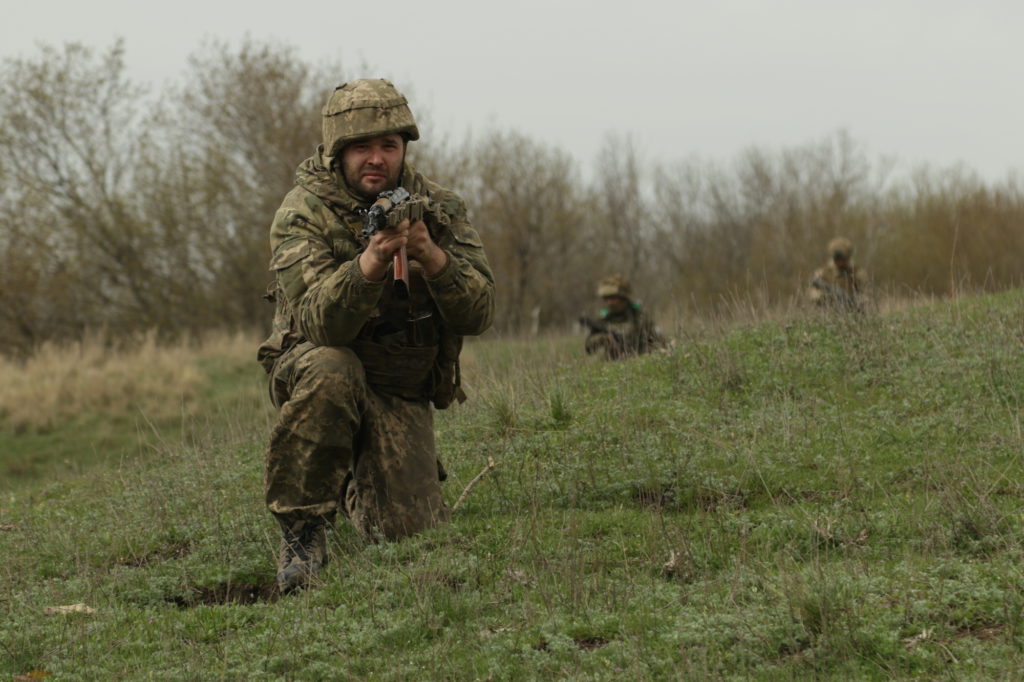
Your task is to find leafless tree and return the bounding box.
[142,38,337,332]
[464,130,589,332]
[0,40,153,350]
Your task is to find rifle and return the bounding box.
[811,277,859,310]
[579,316,625,346]
[363,187,425,300]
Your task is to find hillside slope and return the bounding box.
[2,292,1023,679]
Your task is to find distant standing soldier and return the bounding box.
[582,274,666,360]
[808,237,867,312]
[257,79,495,592]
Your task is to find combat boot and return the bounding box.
[276,518,328,593]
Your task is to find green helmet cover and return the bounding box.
[322,78,420,158]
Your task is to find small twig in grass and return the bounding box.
[452,457,497,511]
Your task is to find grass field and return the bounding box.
[2,292,1023,679]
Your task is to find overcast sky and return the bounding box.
[2,0,1021,182]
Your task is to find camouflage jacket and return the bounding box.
[808,261,867,308]
[257,152,494,405]
[585,304,665,358]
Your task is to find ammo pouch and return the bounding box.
[349,333,465,409]
[429,328,465,410]
[350,339,438,401]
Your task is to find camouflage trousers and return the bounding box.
[265,343,450,541]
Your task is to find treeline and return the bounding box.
[1,40,1022,357]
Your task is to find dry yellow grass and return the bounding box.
[0,330,213,432]
[190,329,263,363]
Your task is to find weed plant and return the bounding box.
[2,293,1024,679]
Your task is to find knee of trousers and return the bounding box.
[292,345,368,405]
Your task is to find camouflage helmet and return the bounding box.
[597,274,631,300]
[322,79,420,158]
[827,236,854,260]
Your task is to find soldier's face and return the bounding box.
[341,134,405,199]
[603,295,628,314]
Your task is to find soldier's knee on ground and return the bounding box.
[344,454,451,541]
[346,490,450,542]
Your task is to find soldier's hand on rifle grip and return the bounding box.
[359,221,409,282]
[405,219,448,277]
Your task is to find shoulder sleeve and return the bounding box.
[269,193,384,347]
[424,190,495,336]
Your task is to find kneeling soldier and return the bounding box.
[257,79,495,591]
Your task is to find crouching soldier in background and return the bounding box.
[808,236,868,312]
[257,79,495,592]
[582,274,666,360]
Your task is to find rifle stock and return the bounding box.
[393,246,409,299]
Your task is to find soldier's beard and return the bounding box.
[342,156,404,201]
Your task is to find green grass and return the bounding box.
[3,292,1024,679]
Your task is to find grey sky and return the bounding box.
[3,0,1021,182]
